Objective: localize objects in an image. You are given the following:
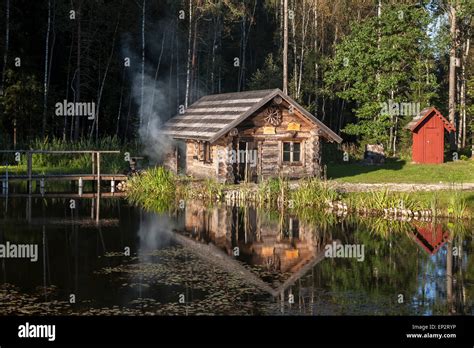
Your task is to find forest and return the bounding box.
[0,0,472,160]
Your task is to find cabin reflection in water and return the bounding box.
[181,201,331,277]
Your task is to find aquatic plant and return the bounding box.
[185,179,225,202]
[257,176,289,206]
[291,178,340,209]
[126,166,177,211]
[447,190,467,219]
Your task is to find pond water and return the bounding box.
[0,195,473,316]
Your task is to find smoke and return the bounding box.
[121,32,176,164]
[132,74,174,162]
[137,212,174,261]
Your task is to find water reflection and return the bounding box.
[175,203,473,315]
[0,195,472,315]
[178,201,332,297]
[410,221,450,255]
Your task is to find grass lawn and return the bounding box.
[0,165,92,175]
[327,159,474,184]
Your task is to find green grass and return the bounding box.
[327,159,474,184]
[126,167,177,211]
[344,190,474,217]
[0,164,91,175]
[0,136,137,174]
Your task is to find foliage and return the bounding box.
[126,166,177,211]
[326,3,438,146]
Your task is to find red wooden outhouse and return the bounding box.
[405,107,456,164]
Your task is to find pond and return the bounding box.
[0,194,473,316]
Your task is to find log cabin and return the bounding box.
[161,89,342,183]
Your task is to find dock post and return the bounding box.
[91,152,95,175]
[96,152,101,223]
[40,178,45,195]
[111,179,115,193]
[27,151,32,194]
[2,164,8,194]
[78,177,83,196]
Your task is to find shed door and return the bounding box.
[424,128,441,163]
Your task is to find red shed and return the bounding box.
[405,107,455,164]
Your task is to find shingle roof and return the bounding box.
[162,89,342,143]
[405,107,456,132]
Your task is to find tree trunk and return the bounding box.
[291,0,297,96]
[297,0,309,100]
[190,6,199,102]
[147,32,165,137]
[140,0,146,128]
[460,38,469,148]
[42,0,51,138]
[184,0,192,108]
[448,3,457,150]
[48,2,56,135]
[210,16,218,93]
[115,66,125,137]
[0,0,9,95]
[90,8,121,140]
[238,1,256,92]
[176,20,180,110]
[63,30,74,141]
[283,0,288,94]
[73,0,82,141]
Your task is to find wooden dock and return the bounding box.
[0,192,125,198]
[0,150,130,222]
[0,174,127,181]
[0,150,128,194]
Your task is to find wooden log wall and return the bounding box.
[238,103,322,180]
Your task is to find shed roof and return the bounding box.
[162,89,342,143]
[405,107,456,133]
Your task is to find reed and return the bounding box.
[126,166,177,211]
[257,176,289,206]
[291,178,340,209]
[447,190,467,219]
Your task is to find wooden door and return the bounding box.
[237,141,258,183]
[424,128,441,163]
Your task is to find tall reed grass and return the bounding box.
[126,166,177,211]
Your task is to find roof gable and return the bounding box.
[162,89,342,143]
[405,107,456,133]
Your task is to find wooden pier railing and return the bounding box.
[0,150,128,222]
[0,150,126,193]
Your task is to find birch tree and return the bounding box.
[282,0,288,94]
[0,0,10,96]
[42,0,52,137]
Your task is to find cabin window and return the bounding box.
[195,141,212,163]
[282,142,301,163]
